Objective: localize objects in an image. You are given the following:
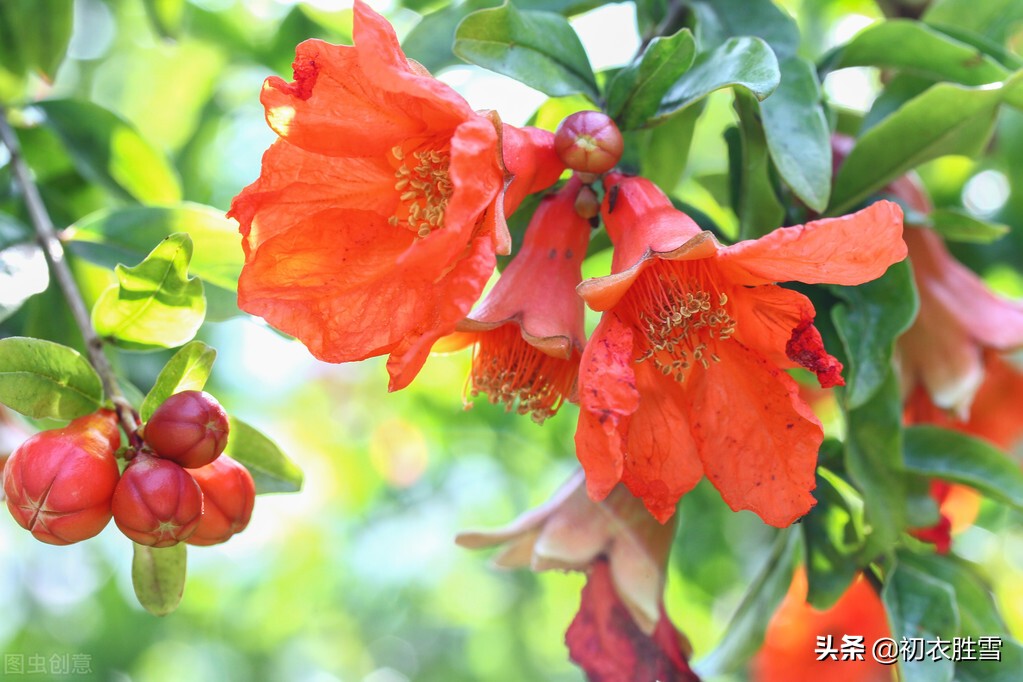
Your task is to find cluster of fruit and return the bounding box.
[1,391,255,548]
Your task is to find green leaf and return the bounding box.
[903,426,1023,511]
[0,242,49,323]
[802,467,865,610]
[924,0,1023,46]
[91,233,206,351]
[927,208,1010,243]
[35,99,182,204]
[883,562,959,682]
[689,0,799,60]
[730,94,784,240]
[899,551,1007,636]
[956,640,1023,682]
[637,103,702,192]
[453,3,599,101]
[404,0,497,73]
[224,417,303,494]
[0,336,104,419]
[694,528,799,676]
[0,0,73,88]
[834,20,1009,86]
[606,29,696,130]
[830,82,1003,214]
[843,371,907,559]
[66,203,242,321]
[832,260,919,408]
[131,543,186,616]
[141,0,187,39]
[140,341,217,422]
[759,56,831,212]
[653,37,780,123]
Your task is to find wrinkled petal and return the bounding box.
[691,341,820,527]
[566,559,700,682]
[386,232,497,391]
[261,40,426,157]
[621,362,704,524]
[237,208,414,361]
[576,314,640,500]
[719,200,906,286]
[727,284,842,386]
[230,140,396,258]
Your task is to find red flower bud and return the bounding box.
[186,455,256,546]
[3,410,121,545]
[112,454,203,547]
[554,111,623,175]
[143,391,229,469]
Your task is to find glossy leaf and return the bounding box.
[653,37,779,123]
[132,543,187,616]
[842,371,906,559]
[36,99,182,204]
[956,640,1023,682]
[924,0,1023,46]
[66,203,242,320]
[225,417,303,494]
[759,56,831,212]
[606,29,696,130]
[834,20,1009,86]
[903,426,1023,511]
[883,562,959,682]
[91,233,206,351]
[0,336,104,419]
[453,3,599,101]
[830,82,1003,214]
[832,260,919,409]
[694,528,799,676]
[927,209,1009,243]
[140,341,217,421]
[0,0,73,85]
[730,93,783,240]
[689,0,799,60]
[802,468,865,610]
[899,551,1006,636]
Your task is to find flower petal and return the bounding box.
[261,40,426,157]
[719,200,906,286]
[621,362,704,524]
[691,341,820,527]
[575,314,639,500]
[229,140,396,258]
[386,231,497,391]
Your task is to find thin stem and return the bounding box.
[0,107,140,441]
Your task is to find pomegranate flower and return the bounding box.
[576,173,906,525]
[229,0,562,391]
[441,178,590,423]
[752,569,893,682]
[456,471,699,681]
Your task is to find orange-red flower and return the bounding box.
[576,173,906,525]
[441,178,589,423]
[752,568,894,682]
[228,1,562,391]
[456,471,698,681]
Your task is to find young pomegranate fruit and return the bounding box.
[142,390,229,469]
[186,455,256,546]
[111,454,203,547]
[3,410,121,545]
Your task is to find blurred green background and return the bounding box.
[2,0,1023,680]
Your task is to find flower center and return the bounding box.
[468,324,577,424]
[389,144,453,238]
[628,260,736,381]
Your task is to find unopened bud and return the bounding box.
[574,185,600,220]
[554,111,624,175]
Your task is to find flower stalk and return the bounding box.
[0,107,140,441]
